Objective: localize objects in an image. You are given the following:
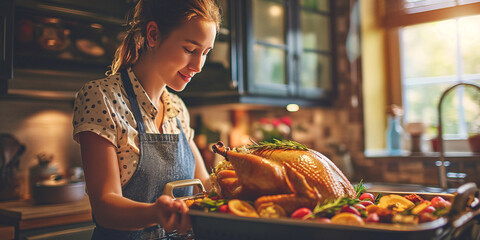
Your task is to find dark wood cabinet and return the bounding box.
[0,0,136,98]
[179,0,336,107]
[0,0,14,95]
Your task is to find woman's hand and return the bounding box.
[154,195,191,234]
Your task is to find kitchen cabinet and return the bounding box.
[20,0,137,20]
[0,224,15,240]
[0,0,14,95]
[178,0,240,105]
[1,0,135,98]
[179,0,336,107]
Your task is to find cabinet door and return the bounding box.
[245,0,292,97]
[297,0,334,99]
[17,0,136,19]
[0,0,14,94]
[180,0,236,97]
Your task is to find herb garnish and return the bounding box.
[354,179,366,198]
[247,139,309,151]
[200,197,228,212]
[308,197,361,219]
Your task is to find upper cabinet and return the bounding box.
[180,0,336,107]
[0,0,137,97]
[0,0,14,94]
[297,0,335,100]
[178,0,238,103]
[11,0,134,72]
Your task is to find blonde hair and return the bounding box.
[107,0,221,76]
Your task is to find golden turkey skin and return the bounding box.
[212,141,356,213]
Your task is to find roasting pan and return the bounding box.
[188,183,480,240]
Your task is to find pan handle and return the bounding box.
[448,182,480,229]
[163,179,206,199]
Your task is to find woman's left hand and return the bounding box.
[154,195,191,234]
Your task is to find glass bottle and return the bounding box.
[386,105,404,155]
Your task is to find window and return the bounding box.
[386,0,480,140]
[400,15,480,139]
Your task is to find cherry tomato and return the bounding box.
[366,213,380,223]
[431,197,451,209]
[353,203,366,211]
[419,212,437,223]
[360,200,374,207]
[430,196,445,205]
[291,207,312,219]
[219,204,229,213]
[359,193,375,202]
[314,217,331,224]
[421,206,436,214]
[341,205,361,216]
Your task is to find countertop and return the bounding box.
[0,196,92,231]
[365,151,480,159]
[0,224,14,240]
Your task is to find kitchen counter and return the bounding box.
[0,196,92,239]
[357,151,480,188]
[365,150,480,159]
[0,224,14,240]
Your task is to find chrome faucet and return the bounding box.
[437,82,480,190]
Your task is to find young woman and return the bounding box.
[72,0,220,239]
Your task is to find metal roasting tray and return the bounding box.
[188,183,480,240]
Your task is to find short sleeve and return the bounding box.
[72,80,118,146]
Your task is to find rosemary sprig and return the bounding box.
[308,197,361,219]
[354,179,366,198]
[247,139,309,151]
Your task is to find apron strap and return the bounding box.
[121,69,146,134]
[175,118,185,134]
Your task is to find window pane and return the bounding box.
[299,0,329,11]
[464,84,480,133]
[439,88,461,135]
[403,82,454,131]
[459,0,480,4]
[460,15,480,75]
[405,83,480,137]
[253,0,285,45]
[401,20,456,78]
[254,45,286,85]
[403,0,456,14]
[300,52,331,90]
[301,11,329,51]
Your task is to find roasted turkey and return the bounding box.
[211,141,356,214]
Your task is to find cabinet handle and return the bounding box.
[230,79,237,89]
[2,17,6,61]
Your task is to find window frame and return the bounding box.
[386,1,480,141]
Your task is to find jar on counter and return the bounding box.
[29,153,58,196]
[386,105,404,155]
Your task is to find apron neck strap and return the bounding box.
[121,69,146,133]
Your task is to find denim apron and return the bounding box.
[91,69,195,240]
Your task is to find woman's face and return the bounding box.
[150,17,217,92]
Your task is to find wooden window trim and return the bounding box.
[384,2,480,28]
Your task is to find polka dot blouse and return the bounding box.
[72,67,194,186]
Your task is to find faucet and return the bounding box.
[437,82,480,190]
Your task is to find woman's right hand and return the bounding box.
[154,195,191,234]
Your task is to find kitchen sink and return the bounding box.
[362,182,457,194]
